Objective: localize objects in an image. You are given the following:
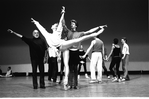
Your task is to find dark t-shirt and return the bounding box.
[22,36,47,61]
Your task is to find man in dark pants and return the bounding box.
[8,29,47,89]
[62,19,103,90]
[48,56,58,83]
[68,49,80,89]
[78,45,89,79]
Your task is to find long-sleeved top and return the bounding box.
[22,36,47,60]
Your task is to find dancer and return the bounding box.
[121,37,130,81]
[7,29,47,89]
[82,35,105,83]
[78,45,90,79]
[62,17,105,90]
[107,38,122,82]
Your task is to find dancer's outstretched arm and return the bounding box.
[59,25,106,51]
[31,18,49,37]
[7,29,22,38]
[57,6,65,32]
[82,40,95,58]
[84,25,107,35]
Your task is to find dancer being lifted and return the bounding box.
[31,6,107,52]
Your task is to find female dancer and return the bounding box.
[107,38,122,82]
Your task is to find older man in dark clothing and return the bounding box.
[8,29,47,89]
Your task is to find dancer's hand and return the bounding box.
[81,55,86,59]
[7,29,14,34]
[61,6,65,14]
[31,18,38,24]
[100,25,107,28]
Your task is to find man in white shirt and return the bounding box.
[121,37,130,81]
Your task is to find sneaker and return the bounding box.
[64,85,71,91]
[78,75,80,79]
[121,78,126,81]
[89,80,98,83]
[112,77,118,82]
[85,74,89,79]
[73,86,79,89]
[107,76,110,79]
[40,86,46,89]
[112,77,117,80]
[118,79,122,82]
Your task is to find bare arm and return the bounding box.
[57,6,65,32]
[7,29,22,38]
[82,40,95,58]
[31,18,49,38]
[102,44,105,60]
[83,25,107,35]
[107,44,114,61]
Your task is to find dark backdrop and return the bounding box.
[0,0,148,65]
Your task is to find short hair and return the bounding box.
[122,37,127,43]
[71,19,78,27]
[96,35,100,38]
[33,30,38,33]
[113,38,119,44]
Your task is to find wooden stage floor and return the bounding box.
[0,74,149,97]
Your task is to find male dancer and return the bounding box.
[107,38,122,82]
[82,35,105,83]
[62,17,106,89]
[8,29,47,89]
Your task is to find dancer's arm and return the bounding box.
[7,29,22,38]
[102,44,105,60]
[57,6,65,32]
[87,56,91,61]
[31,18,49,37]
[122,46,127,59]
[82,40,95,58]
[107,44,114,61]
[83,25,107,35]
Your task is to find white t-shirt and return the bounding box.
[122,43,130,55]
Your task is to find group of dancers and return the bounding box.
[7,6,129,90]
